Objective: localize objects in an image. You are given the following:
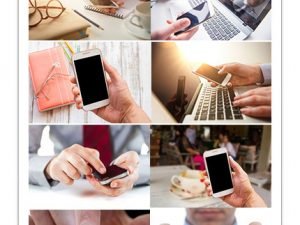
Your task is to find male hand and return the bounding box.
[212,63,264,87]
[71,59,150,123]
[86,151,139,197]
[45,144,106,185]
[205,156,267,207]
[151,18,199,40]
[233,86,271,118]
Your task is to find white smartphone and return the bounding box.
[72,48,109,111]
[203,147,234,198]
[174,0,215,35]
[193,63,232,86]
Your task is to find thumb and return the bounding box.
[161,18,191,37]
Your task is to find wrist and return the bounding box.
[121,103,150,123]
[244,190,267,207]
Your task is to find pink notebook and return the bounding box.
[29,46,74,112]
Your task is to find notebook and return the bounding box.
[84,0,139,19]
[29,8,91,40]
[29,46,75,112]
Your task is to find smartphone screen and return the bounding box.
[206,153,233,193]
[74,55,108,106]
[175,1,213,35]
[176,76,186,107]
[195,64,228,84]
[92,165,128,184]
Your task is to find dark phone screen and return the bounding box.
[195,63,228,84]
[74,55,108,106]
[175,1,212,35]
[92,165,127,182]
[206,152,233,193]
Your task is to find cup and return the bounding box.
[129,2,151,32]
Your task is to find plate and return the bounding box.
[124,15,151,40]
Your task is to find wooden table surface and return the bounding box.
[28,41,151,124]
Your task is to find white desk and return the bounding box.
[151,0,271,40]
[62,0,150,40]
[151,165,230,207]
[29,179,150,209]
[151,165,271,207]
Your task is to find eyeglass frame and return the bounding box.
[29,0,66,27]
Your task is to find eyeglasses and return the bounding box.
[29,0,66,27]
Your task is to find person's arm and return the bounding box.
[29,125,55,187]
[259,64,271,85]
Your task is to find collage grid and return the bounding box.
[25,0,275,225]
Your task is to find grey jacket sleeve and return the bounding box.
[260,64,271,85]
[29,125,55,187]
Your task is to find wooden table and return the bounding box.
[151,165,230,207]
[28,41,151,123]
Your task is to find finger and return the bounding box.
[76,147,106,174]
[55,170,74,185]
[110,172,136,189]
[210,82,218,87]
[240,106,271,118]
[166,19,172,24]
[86,176,124,196]
[76,102,83,110]
[233,95,270,107]
[249,222,262,225]
[103,59,121,83]
[75,210,101,225]
[161,18,191,38]
[174,26,199,40]
[234,87,271,100]
[228,156,244,176]
[217,63,239,74]
[70,76,77,84]
[68,154,92,175]
[30,210,56,225]
[75,95,83,105]
[49,211,75,225]
[62,162,81,180]
[72,86,80,96]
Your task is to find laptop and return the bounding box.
[152,42,271,124]
[175,0,271,40]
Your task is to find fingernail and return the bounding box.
[111,182,118,188]
[100,168,106,174]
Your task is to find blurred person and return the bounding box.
[219,133,237,159]
[185,126,197,147]
[29,125,150,197]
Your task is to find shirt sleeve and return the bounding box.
[259,64,271,85]
[29,125,58,187]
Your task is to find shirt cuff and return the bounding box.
[258,64,271,85]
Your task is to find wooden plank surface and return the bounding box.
[28,41,151,124]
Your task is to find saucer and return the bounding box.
[124,15,151,40]
[170,185,208,200]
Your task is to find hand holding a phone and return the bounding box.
[213,63,265,87]
[151,18,199,40]
[205,156,267,207]
[71,59,150,123]
[45,144,106,185]
[86,151,139,197]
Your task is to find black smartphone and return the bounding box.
[72,48,110,111]
[92,164,129,185]
[174,0,215,36]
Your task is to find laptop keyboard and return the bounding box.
[194,86,243,121]
[203,8,241,40]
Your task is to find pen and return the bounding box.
[59,43,71,62]
[73,9,104,30]
[64,41,75,55]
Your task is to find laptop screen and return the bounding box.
[217,0,271,30]
[152,42,200,122]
